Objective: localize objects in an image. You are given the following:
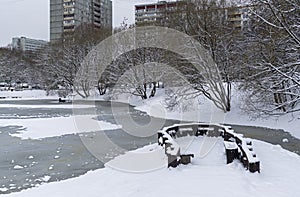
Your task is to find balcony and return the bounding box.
[63,25,75,32]
[63,1,75,8]
[63,5,74,9]
[228,17,241,22]
[64,10,74,15]
[94,8,101,14]
[94,12,101,18]
[94,20,101,25]
[145,9,156,13]
[63,13,75,19]
[94,2,101,8]
[230,21,242,28]
[63,20,75,26]
[228,10,241,16]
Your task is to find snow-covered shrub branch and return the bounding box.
[239,0,300,115]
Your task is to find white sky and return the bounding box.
[0,0,158,47]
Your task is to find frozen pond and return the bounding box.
[0,99,299,194]
[0,100,179,194]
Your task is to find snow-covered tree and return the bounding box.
[159,0,242,112]
[239,0,300,115]
[108,48,171,100]
[0,48,37,86]
[37,23,111,97]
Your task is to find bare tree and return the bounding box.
[37,23,111,97]
[79,14,235,112]
[101,47,168,100]
[240,0,300,115]
[162,0,240,111]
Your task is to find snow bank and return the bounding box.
[2,138,300,197]
[0,104,94,109]
[0,115,122,140]
[130,89,300,139]
[0,90,57,100]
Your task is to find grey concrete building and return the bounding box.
[135,1,181,27]
[135,0,250,31]
[226,5,251,31]
[12,37,48,53]
[50,0,112,42]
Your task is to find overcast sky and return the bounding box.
[0,0,158,47]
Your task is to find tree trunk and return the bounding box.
[150,82,157,98]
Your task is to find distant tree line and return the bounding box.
[0,48,41,87]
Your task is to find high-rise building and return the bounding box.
[135,1,182,27]
[135,0,250,31]
[50,0,112,42]
[226,5,251,31]
[12,37,48,53]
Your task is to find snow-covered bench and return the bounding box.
[158,123,260,173]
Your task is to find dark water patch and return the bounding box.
[0,126,103,194]
[230,124,300,155]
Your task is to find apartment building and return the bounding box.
[135,1,182,26]
[135,0,250,31]
[226,4,251,31]
[50,0,112,42]
[12,37,48,53]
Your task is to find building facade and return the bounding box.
[50,0,112,42]
[226,5,251,31]
[135,0,250,31]
[135,1,181,26]
[12,37,48,53]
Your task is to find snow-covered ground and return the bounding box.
[2,136,300,197]
[0,90,57,100]
[1,89,300,196]
[128,89,300,139]
[0,104,93,109]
